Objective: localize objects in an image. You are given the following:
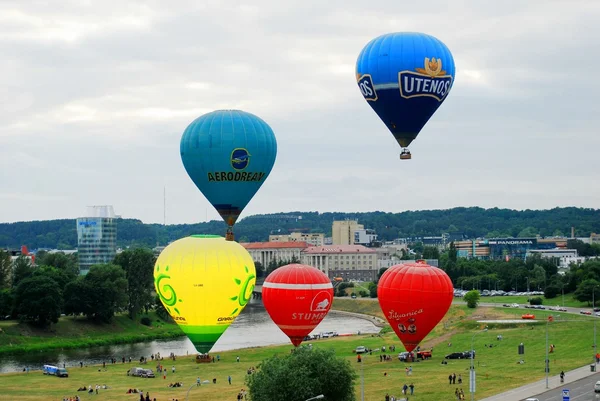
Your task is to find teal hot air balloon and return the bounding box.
[180,110,277,240]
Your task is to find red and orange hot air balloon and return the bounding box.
[262,264,334,347]
[378,260,453,352]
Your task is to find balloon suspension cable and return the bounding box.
[400,148,412,160]
[225,227,234,241]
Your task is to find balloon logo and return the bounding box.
[180,110,277,240]
[356,32,456,160]
[262,264,334,347]
[377,261,453,352]
[154,235,256,354]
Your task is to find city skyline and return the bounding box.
[1,1,599,224]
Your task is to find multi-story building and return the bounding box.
[301,245,378,281]
[76,206,117,275]
[242,241,309,267]
[269,232,325,246]
[332,220,363,245]
[526,249,584,270]
[354,229,378,246]
[455,237,568,260]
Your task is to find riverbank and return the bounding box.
[0,299,387,356]
[0,312,184,356]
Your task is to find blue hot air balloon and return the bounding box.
[180,110,277,240]
[356,32,456,160]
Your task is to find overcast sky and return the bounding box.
[1,0,599,225]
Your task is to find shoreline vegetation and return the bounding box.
[0,300,386,356]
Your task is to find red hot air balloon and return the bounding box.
[262,264,334,347]
[378,260,453,352]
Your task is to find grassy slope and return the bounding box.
[0,313,183,354]
[1,301,598,401]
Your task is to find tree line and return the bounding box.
[0,249,160,327]
[1,239,599,328]
[1,207,599,249]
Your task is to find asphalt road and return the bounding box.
[524,373,600,401]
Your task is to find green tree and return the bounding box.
[518,227,538,237]
[531,264,547,291]
[368,282,378,298]
[377,267,388,281]
[448,242,457,263]
[14,275,63,327]
[464,290,480,308]
[38,252,79,277]
[0,250,11,288]
[80,264,128,322]
[246,347,357,401]
[544,283,561,299]
[422,246,440,259]
[63,278,89,317]
[0,289,14,317]
[11,256,34,289]
[254,261,265,278]
[33,266,72,293]
[574,279,600,306]
[114,248,155,320]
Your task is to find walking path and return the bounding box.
[480,363,598,401]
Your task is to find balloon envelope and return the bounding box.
[153,235,256,354]
[377,261,453,352]
[356,32,455,149]
[262,264,334,347]
[180,109,277,229]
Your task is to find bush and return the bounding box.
[464,290,480,308]
[358,290,368,298]
[140,316,152,326]
[529,297,543,305]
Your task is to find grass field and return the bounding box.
[1,302,598,401]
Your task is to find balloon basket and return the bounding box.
[225,231,234,241]
[400,149,412,160]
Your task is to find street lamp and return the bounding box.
[305,395,325,401]
[470,326,488,401]
[593,286,598,367]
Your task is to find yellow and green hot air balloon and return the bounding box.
[153,235,256,354]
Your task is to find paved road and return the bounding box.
[479,363,600,401]
[523,372,600,401]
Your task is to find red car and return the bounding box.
[521,314,535,320]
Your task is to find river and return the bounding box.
[0,301,380,373]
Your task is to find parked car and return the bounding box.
[521,314,536,320]
[141,369,155,378]
[445,352,466,360]
[43,365,68,378]
[417,350,432,359]
[127,367,146,377]
[398,352,415,362]
[594,380,600,393]
[355,346,367,354]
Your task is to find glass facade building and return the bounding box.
[76,206,117,275]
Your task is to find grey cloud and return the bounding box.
[0,0,598,224]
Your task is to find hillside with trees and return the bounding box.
[0,207,599,249]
